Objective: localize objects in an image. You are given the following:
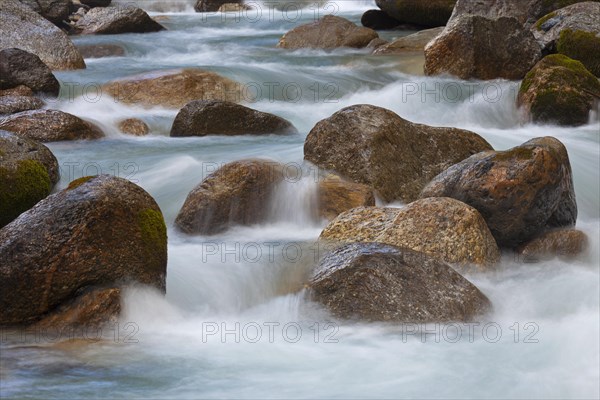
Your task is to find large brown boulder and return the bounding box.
[0,110,104,142]
[309,242,492,323]
[373,27,445,55]
[102,68,242,109]
[0,96,45,115]
[277,15,378,50]
[320,197,500,269]
[317,174,375,221]
[420,137,577,248]
[533,2,600,51]
[0,175,167,327]
[424,15,542,80]
[0,0,85,70]
[375,0,456,28]
[118,118,149,136]
[73,6,166,35]
[518,229,589,262]
[517,54,600,126]
[175,159,284,235]
[0,130,59,227]
[304,104,492,203]
[0,48,60,96]
[170,100,297,137]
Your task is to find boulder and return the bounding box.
[317,174,375,221]
[557,29,600,77]
[0,48,60,96]
[0,0,85,70]
[361,9,400,30]
[277,15,378,50]
[102,68,242,109]
[532,2,600,54]
[304,104,492,203]
[170,100,297,137]
[420,137,577,247]
[175,159,284,235]
[309,242,492,322]
[366,38,389,50]
[0,85,34,97]
[424,16,542,80]
[0,109,105,142]
[218,3,251,12]
[73,6,166,34]
[0,175,167,326]
[19,0,71,26]
[118,118,149,136]
[518,229,589,262]
[0,130,59,227]
[0,96,45,115]
[517,54,600,126]
[77,44,125,59]
[320,197,500,268]
[373,27,445,55]
[450,0,598,27]
[195,0,241,12]
[375,0,456,27]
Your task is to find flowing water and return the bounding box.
[1,1,599,398]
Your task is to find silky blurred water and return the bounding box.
[1,1,599,399]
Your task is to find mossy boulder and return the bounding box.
[420,137,577,248]
[309,242,492,323]
[320,197,500,270]
[517,54,600,126]
[532,2,600,53]
[557,29,600,77]
[0,130,59,227]
[0,175,167,327]
[375,0,456,28]
[0,109,105,142]
[175,159,285,235]
[277,15,379,50]
[304,104,492,203]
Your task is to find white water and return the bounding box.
[1,3,599,399]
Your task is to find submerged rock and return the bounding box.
[0,175,167,327]
[195,0,241,12]
[309,242,492,323]
[118,118,149,136]
[373,27,445,55]
[0,109,104,142]
[0,130,59,227]
[0,0,85,70]
[277,15,378,50]
[375,0,455,28]
[517,54,600,126]
[73,6,166,34]
[304,104,492,203]
[170,100,296,137]
[320,197,500,269]
[420,137,577,247]
[518,229,589,262]
[317,174,375,221]
[102,68,242,109]
[424,15,542,80]
[77,44,126,59]
[0,48,60,96]
[175,159,284,235]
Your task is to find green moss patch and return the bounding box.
[557,29,600,77]
[495,147,535,162]
[67,176,95,190]
[137,208,167,267]
[535,11,557,31]
[0,159,51,227]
